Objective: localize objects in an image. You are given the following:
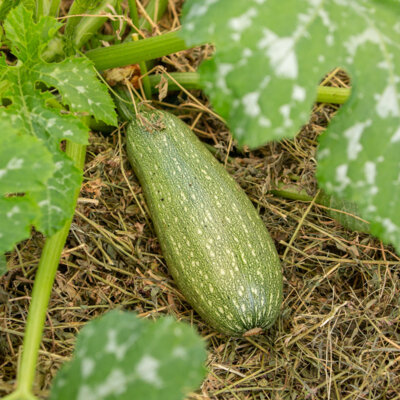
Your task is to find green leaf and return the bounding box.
[181,1,400,251]
[0,196,38,253]
[30,153,82,235]
[180,1,397,146]
[4,5,61,64]
[0,130,54,194]
[315,2,400,251]
[0,0,21,21]
[37,58,118,126]
[0,56,10,97]
[317,191,371,234]
[0,120,53,252]
[0,92,88,151]
[50,310,207,400]
[0,4,117,246]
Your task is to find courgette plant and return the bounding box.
[1,0,399,399]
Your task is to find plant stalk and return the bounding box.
[72,0,119,49]
[269,184,313,202]
[148,72,202,92]
[128,0,140,27]
[86,29,190,70]
[148,72,351,105]
[127,2,151,99]
[64,0,92,40]
[35,0,61,17]
[7,142,86,399]
[316,85,351,104]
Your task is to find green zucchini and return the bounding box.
[126,109,283,336]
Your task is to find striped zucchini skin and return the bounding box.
[126,110,282,336]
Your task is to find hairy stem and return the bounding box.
[128,0,140,27]
[64,0,92,40]
[86,29,190,70]
[316,85,351,104]
[148,72,351,104]
[72,0,119,49]
[128,0,152,99]
[148,72,202,92]
[269,183,313,202]
[35,0,61,18]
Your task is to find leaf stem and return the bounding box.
[132,36,152,99]
[87,34,349,104]
[36,0,61,18]
[127,1,151,98]
[147,72,351,104]
[86,29,190,70]
[5,142,86,399]
[72,0,119,49]
[148,72,202,92]
[269,184,313,202]
[128,0,140,27]
[64,0,91,41]
[316,85,351,104]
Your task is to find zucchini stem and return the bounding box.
[72,0,119,50]
[128,0,140,27]
[269,185,313,202]
[316,85,351,104]
[148,72,202,92]
[36,0,61,18]
[148,72,351,105]
[86,29,190,70]
[127,1,152,99]
[127,0,169,99]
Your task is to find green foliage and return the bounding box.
[50,310,208,400]
[64,0,104,40]
[70,0,119,50]
[0,120,53,253]
[317,191,371,234]
[0,0,21,21]
[0,4,117,252]
[180,0,400,252]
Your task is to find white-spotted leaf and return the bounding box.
[0,84,89,148]
[317,191,371,234]
[0,120,53,252]
[0,4,117,250]
[30,153,82,235]
[50,310,207,400]
[37,58,117,126]
[0,128,54,195]
[181,0,400,251]
[0,196,38,253]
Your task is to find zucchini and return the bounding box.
[126,109,282,336]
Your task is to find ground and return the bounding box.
[1,1,400,399]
